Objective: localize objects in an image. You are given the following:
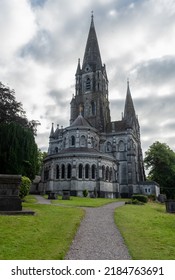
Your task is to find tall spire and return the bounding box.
[124,80,136,123]
[82,13,102,71]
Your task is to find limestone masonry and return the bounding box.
[41,15,159,198]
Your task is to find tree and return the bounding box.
[0,122,39,179]
[0,82,27,126]
[0,82,40,135]
[0,82,39,179]
[144,141,175,199]
[19,176,31,200]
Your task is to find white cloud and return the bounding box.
[0,0,175,154]
[0,0,37,62]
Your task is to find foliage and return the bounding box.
[125,199,144,205]
[83,189,88,197]
[144,141,175,199]
[37,149,47,175]
[115,203,175,259]
[0,122,39,179]
[0,82,40,135]
[19,176,31,199]
[0,82,27,126]
[132,194,148,203]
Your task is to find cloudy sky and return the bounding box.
[1,0,175,156]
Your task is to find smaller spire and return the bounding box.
[76,58,81,75]
[49,123,54,138]
[124,81,136,122]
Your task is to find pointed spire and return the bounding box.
[82,12,102,71]
[49,123,54,138]
[124,80,136,123]
[76,58,81,75]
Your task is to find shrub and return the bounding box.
[125,199,144,205]
[148,194,156,201]
[83,189,88,197]
[19,176,31,199]
[132,194,148,203]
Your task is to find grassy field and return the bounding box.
[114,202,175,259]
[1,195,175,260]
[0,196,84,260]
[49,195,123,207]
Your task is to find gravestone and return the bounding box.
[0,175,22,211]
[165,200,175,213]
[62,190,70,200]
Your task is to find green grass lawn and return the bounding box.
[0,196,84,260]
[114,202,175,260]
[1,195,175,260]
[49,195,123,207]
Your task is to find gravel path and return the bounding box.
[34,196,131,259]
[65,202,131,260]
[34,195,51,204]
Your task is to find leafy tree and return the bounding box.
[0,82,28,126]
[19,176,31,200]
[37,149,47,175]
[0,82,40,135]
[0,82,40,179]
[0,122,39,179]
[144,141,175,199]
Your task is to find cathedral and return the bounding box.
[41,15,158,198]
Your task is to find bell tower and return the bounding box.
[70,14,111,132]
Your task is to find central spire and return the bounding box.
[82,13,102,71]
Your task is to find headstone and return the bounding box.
[48,192,57,199]
[62,190,70,200]
[165,200,175,213]
[0,175,22,211]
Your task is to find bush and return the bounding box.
[83,189,88,197]
[132,194,148,203]
[19,176,31,199]
[148,194,156,201]
[125,199,144,205]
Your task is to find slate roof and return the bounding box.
[70,113,92,128]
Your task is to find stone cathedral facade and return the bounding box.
[41,16,157,198]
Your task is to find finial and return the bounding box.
[91,10,94,19]
[127,77,129,86]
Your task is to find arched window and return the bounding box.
[61,164,65,179]
[78,164,83,179]
[86,77,91,91]
[102,165,105,180]
[44,168,49,180]
[119,140,125,151]
[106,166,109,181]
[56,165,59,179]
[91,164,96,179]
[80,135,86,147]
[109,167,113,182]
[106,142,112,152]
[71,135,75,146]
[85,164,90,179]
[55,147,58,153]
[67,164,72,179]
[91,101,96,115]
